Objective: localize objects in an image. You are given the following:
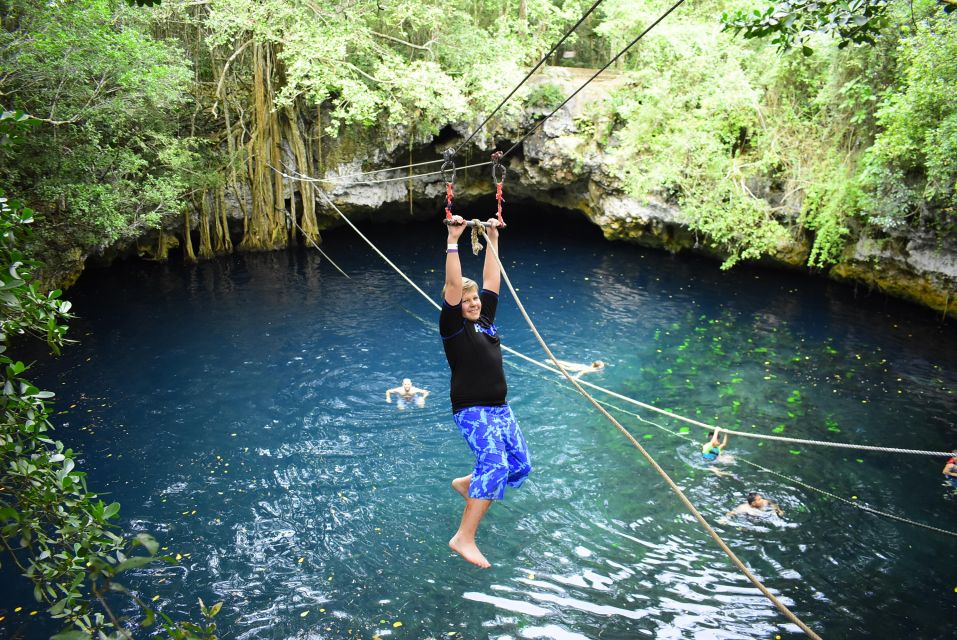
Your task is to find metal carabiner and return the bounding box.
[441,148,456,184]
[490,150,506,185]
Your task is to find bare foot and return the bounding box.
[449,535,491,569]
[451,476,470,499]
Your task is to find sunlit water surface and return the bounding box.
[2,214,956,639]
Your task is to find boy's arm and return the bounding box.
[445,216,467,305]
[482,218,501,295]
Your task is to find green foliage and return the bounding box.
[0,114,218,640]
[721,0,891,53]
[187,0,583,137]
[859,7,957,233]
[525,82,566,112]
[589,19,791,267]
[801,156,858,267]
[0,0,198,262]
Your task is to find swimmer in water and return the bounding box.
[385,378,429,410]
[701,428,734,477]
[548,359,606,380]
[726,492,784,518]
[943,449,957,489]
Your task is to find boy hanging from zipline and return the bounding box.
[439,214,532,568]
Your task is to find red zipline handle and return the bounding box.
[441,149,456,220]
[495,182,504,226]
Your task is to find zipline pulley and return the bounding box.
[441,148,456,220]
[491,151,506,227]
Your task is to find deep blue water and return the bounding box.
[2,212,956,639]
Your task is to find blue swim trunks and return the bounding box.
[453,404,532,500]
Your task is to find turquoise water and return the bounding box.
[2,212,956,639]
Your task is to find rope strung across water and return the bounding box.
[480,232,822,640]
[503,357,957,539]
[289,174,955,458]
[497,346,954,456]
[273,160,954,459]
[283,160,493,187]
[292,219,351,279]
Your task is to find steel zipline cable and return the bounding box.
[301,0,604,184]
[502,0,687,160]
[450,0,606,157]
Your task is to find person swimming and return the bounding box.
[385,378,429,410]
[726,492,784,518]
[547,359,606,380]
[701,428,728,462]
[943,449,957,489]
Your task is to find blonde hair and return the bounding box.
[442,277,478,301]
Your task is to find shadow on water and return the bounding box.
[2,208,956,639]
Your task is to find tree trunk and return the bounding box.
[183,208,197,263]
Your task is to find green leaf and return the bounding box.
[114,556,155,572]
[102,502,120,520]
[51,632,90,640]
[135,532,159,555]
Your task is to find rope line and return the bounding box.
[282,160,493,187]
[481,235,822,639]
[503,356,957,538]
[502,0,688,160]
[284,170,954,459]
[496,346,953,457]
[273,163,953,458]
[584,393,957,539]
[292,220,351,279]
[314,159,444,184]
[451,0,606,156]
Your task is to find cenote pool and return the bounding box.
[2,212,956,639]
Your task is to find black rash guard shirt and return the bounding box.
[439,289,507,413]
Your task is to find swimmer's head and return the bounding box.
[591,360,605,369]
[402,378,412,391]
[746,492,766,508]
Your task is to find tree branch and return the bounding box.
[369,30,436,51]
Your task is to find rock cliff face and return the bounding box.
[292,68,955,319]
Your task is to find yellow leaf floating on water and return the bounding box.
[319,608,325,612]
[152,595,160,602]
[14,607,22,612]
[393,621,403,628]
[175,553,183,561]
[298,557,304,564]
[527,572,535,579]
[300,611,309,618]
